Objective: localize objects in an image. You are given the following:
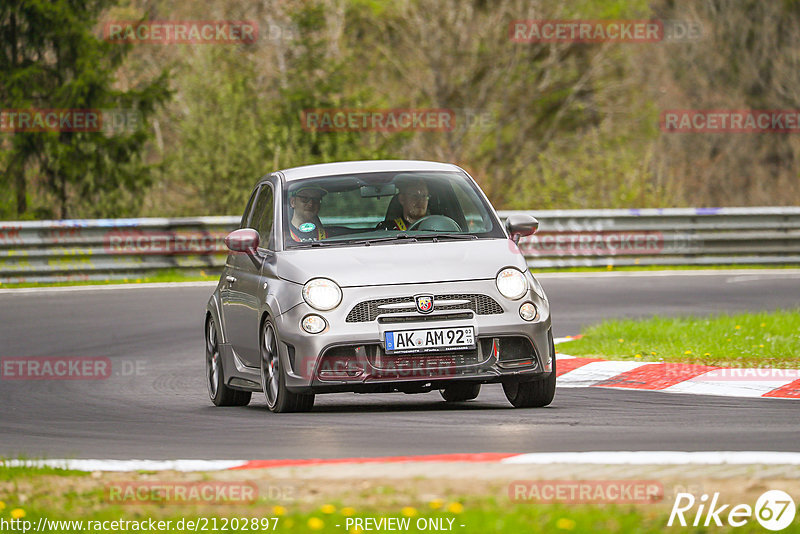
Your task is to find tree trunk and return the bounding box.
[60,173,67,219]
[10,10,27,216]
[15,163,27,216]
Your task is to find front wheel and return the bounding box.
[260,320,314,413]
[502,356,556,408]
[440,383,481,402]
[206,316,251,407]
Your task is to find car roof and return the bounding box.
[278,160,463,181]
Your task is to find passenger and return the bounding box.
[377,179,430,231]
[288,186,327,242]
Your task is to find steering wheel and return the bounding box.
[407,215,462,232]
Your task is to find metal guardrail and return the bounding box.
[1,207,799,283]
[506,207,800,269]
[0,216,235,284]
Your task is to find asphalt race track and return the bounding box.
[1,271,798,460]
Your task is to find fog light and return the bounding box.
[519,302,538,321]
[301,314,326,334]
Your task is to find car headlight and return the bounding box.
[496,268,527,300]
[302,278,342,311]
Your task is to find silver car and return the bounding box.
[205,160,554,412]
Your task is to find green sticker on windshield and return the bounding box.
[299,222,316,233]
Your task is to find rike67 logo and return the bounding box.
[668,490,796,531]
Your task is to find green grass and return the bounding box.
[0,502,657,534]
[0,268,219,289]
[559,309,800,368]
[148,504,797,533]
[1,480,795,533]
[3,465,800,533]
[0,464,87,482]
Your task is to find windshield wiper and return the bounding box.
[414,233,479,241]
[350,233,419,246]
[290,241,339,248]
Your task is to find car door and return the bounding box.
[222,182,275,368]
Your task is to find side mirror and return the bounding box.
[505,214,539,244]
[225,228,260,253]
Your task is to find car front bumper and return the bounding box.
[273,279,553,394]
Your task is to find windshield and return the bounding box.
[282,170,504,248]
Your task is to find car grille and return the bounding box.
[317,341,496,379]
[346,294,503,323]
[494,336,538,365]
[377,312,473,324]
[369,348,482,370]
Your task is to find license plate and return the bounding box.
[384,326,475,354]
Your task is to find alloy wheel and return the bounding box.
[206,319,220,398]
[261,323,280,407]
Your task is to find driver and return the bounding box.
[377,179,429,231]
[288,185,328,242]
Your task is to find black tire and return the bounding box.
[502,353,556,408]
[440,383,481,402]
[260,320,315,413]
[206,316,251,407]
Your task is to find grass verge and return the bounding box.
[0,269,218,289]
[2,466,797,533]
[558,309,800,368]
[2,265,798,289]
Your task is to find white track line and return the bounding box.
[555,358,799,398]
[501,451,800,465]
[7,452,800,472]
[553,339,799,399]
[664,377,795,398]
[2,459,246,472]
[556,360,650,388]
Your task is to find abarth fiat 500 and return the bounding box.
[205,160,554,412]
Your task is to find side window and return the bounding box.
[240,188,258,229]
[453,182,490,232]
[248,185,275,248]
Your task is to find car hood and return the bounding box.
[277,238,528,287]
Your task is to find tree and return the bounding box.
[646,0,800,206]
[0,0,170,219]
[153,1,389,216]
